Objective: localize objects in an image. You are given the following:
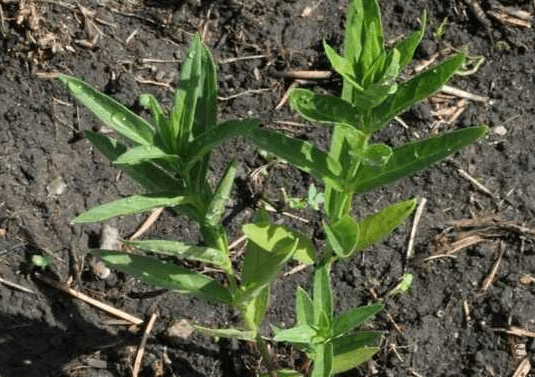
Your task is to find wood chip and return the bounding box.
[518,274,535,286]
[132,312,158,377]
[480,242,505,292]
[512,357,531,377]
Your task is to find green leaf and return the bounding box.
[273,324,317,344]
[168,34,203,153]
[296,286,314,326]
[260,370,303,377]
[244,128,344,191]
[351,126,487,194]
[240,223,305,298]
[313,262,333,327]
[73,193,196,223]
[192,35,218,136]
[186,118,260,171]
[84,131,183,193]
[113,145,182,166]
[387,273,414,296]
[354,198,417,253]
[324,42,363,92]
[91,250,232,305]
[370,53,466,131]
[243,285,270,332]
[332,332,382,374]
[205,161,237,228]
[395,11,427,71]
[193,325,255,341]
[122,239,230,268]
[356,0,384,81]
[332,304,383,336]
[58,74,155,145]
[138,93,165,129]
[324,215,359,258]
[243,223,315,270]
[311,342,333,377]
[289,88,365,127]
[357,143,393,167]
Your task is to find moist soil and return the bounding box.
[1,0,535,376]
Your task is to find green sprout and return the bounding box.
[433,17,449,40]
[243,0,487,375]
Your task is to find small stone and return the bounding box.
[492,125,507,136]
[163,319,194,340]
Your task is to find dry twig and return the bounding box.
[35,273,143,325]
[406,197,427,260]
[512,357,531,377]
[480,241,505,292]
[132,312,158,377]
[0,276,36,295]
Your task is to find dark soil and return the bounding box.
[1,0,535,376]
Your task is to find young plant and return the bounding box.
[58,34,293,365]
[242,0,487,375]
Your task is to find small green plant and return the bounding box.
[59,0,487,375]
[243,0,487,375]
[433,17,449,40]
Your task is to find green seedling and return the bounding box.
[59,34,294,369]
[433,17,449,40]
[279,184,324,211]
[31,254,53,269]
[243,0,487,375]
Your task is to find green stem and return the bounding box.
[200,223,239,294]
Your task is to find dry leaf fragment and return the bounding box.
[512,357,530,377]
[518,274,535,285]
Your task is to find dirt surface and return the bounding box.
[1,0,535,376]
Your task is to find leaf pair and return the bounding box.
[275,263,383,376]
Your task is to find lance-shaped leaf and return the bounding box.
[240,223,306,299]
[324,42,363,92]
[58,74,155,145]
[289,88,364,127]
[273,324,317,344]
[138,93,165,130]
[113,145,182,166]
[244,128,344,191]
[122,239,230,268]
[193,325,255,341]
[261,370,303,377]
[351,126,488,194]
[370,53,466,131]
[354,198,417,253]
[85,130,183,193]
[332,304,383,336]
[296,286,314,327]
[168,34,204,153]
[204,161,237,228]
[313,262,333,327]
[243,285,270,332]
[332,332,382,374]
[74,193,197,223]
[324,215,359,258]
[395,11,427,71]
[355,0,384,81]
[91,250,232,305]
[186,118,260,171]
[193,36,218,137]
